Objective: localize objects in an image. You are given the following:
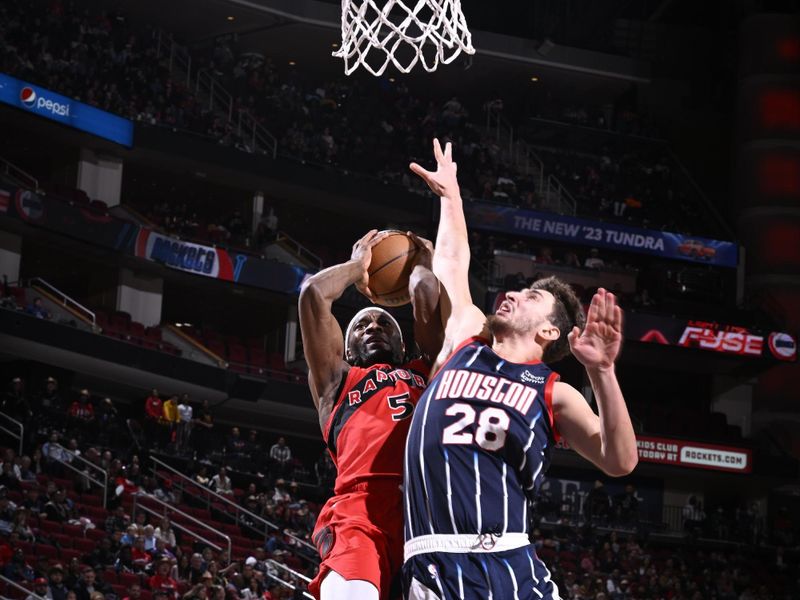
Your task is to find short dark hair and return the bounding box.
[529,276,585,363]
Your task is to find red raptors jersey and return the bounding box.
[323,359,429,493]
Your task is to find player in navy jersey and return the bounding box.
[401,140,639,599]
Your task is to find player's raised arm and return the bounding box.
[298,230,386,412]
[553,289,638,477]
[410,140,487,368]
[406,232,444,364]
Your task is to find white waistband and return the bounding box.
[404,533,530,561]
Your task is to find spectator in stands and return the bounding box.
[0,461,21,491]
[615,484,640,525]
[537,246,555,265]
[188,553,206,584]
[3,377,33,422]
[245,430,263,473]
[131,536,152,571]
[143,524,158,551]
[149,556,180,599]
[314,451,335,490]
[586,480,612,524]
[48,564,69,600]
[42,431,69,472]
[120,524,138,546]
[269,437,292,478]
[18,454,37,482]
[26,576,50,600]
[105,505,130,534]
[226,427,247,467]
[162,395,179,450]
[194,465,210,487]
[85,537,116,571]
[155,516,177,548]
[176,394,193,454]
[26,297,52,319]
[145,389,165,447]
[563,251,582,268]
[68,389,95,438]
[37,376,61,418]
[210,467,233,496]
[11,508,35,541]
[584,248,605,269]
[74,568,112,600]
[43,488,72,522]
[121,584,141,600]
[192,401,214,458]
[4,547,34,582]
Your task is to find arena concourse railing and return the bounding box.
[0,573,46,600]
[51,443,109,507]
[265,572,314,599]
[0,411,23,456]
[150,457,319,561]
[0,154,39,191]
[28,277,97,327]
[267,558,313,587]
[132,492,232,561]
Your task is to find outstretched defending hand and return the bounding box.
[568,288,623,371]
[351,229,389,302]
[410,138,460,199]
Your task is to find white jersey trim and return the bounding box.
[404,533,529,561]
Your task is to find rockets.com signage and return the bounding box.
[557,436,752,473]
[134,229,236,281]
[627,312,797,363]
[636,436,752,473]
[0,73,134,147]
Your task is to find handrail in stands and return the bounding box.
[27,277,96,326]
[0,155,39,191]
[266,558,311,584]
[0,411,23,456]
[132,492,231,559]
[264,573,314,600]
[274,232,323,270]
[51,443,108,508]
[149,457,318,560]
[0,573,46,600]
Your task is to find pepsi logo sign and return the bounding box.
[768,332,797,361]
[20,87,36,107]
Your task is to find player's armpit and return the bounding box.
[553,381,632,477]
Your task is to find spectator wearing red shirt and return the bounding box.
[144,389,165,447]
[148,558,178,600]
[131,536,152,571]
[68,389,95,441]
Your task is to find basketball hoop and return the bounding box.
[334,0,475,76]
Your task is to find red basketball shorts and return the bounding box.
[308,480,404,600]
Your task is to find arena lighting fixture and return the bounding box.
[389,77,396,83]
[332,42,339,49]
[530,76,540,82]
[288,60,296,66]
[227,16,235,21]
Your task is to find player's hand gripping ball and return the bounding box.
[353,230,420,307]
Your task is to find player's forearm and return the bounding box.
[299,259,363,307]
[587,366,638,476]
[409,264,443,359]
[432,194,471,298]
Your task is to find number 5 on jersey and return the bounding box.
[387,392,414,421]
[442,403,511,451]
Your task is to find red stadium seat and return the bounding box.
[36,544,59,560]
[60,548,82,562]
[87,527,108,541]
[118,572,141,588]
[62,523,84,537]
[51,533,73,548]
[73,538,95,553]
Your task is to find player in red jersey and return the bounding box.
[299,230,442,600]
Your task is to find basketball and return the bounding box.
[367,230,419,307]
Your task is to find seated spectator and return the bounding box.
[210,467,233,496]
[105,505,130,534]
[44,488,73,523]
[155,516,177,548]
[74,568,113,600]
[3,548,34,582]
[131,536,152,571]
[11,508,35,541]
[149,557,179,600]
[85,538,116,571]
[26,297,52,319]
[121,584,142,600]
[48,564,69,600]
[143,524,159,551]
[26,577,50,600]
[584,248,605,269]
[3,377,32,421]
[0,461,21,491]
[314,451,335,490]
[194,465,210,487]
[269,436,292,478]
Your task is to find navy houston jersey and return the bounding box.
[404,337,560,541]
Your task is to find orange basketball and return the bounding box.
[367,231,419,307]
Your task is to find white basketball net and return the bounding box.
[334,0,476,76]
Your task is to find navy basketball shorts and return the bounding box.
[403,543,562,600]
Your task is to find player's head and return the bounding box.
[488,276,585,363]
[344,307,405,367]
